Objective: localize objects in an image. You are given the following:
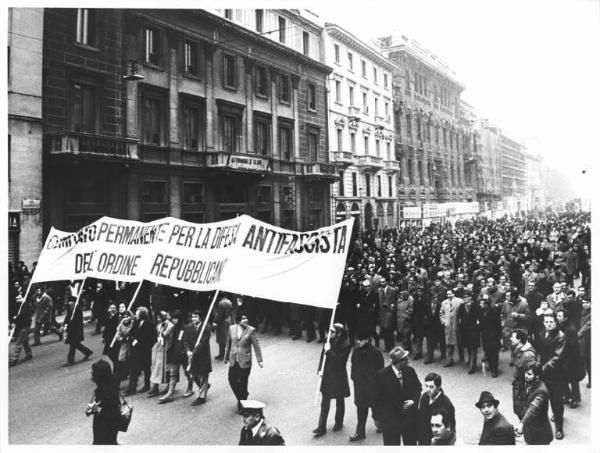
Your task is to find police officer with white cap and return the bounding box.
[238,400,285,445]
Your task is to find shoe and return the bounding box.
[83,352,93,361]
[146,387,160,397]
[491,370,498,378]
[22,355,33,362]
[443,360,454,368]
[587,382,591,388]
[9,361,17,367]
[58,334,64,341]
[63,362,75,367]
[332,423,343,432]
[33,341,41,346]
[306,337,314,343]
[413,353,422,360]
[183,389,194,398]
[123,389,137,396]
[509,360,514,367]
[569,400,580,409]
[317,338,326,343]
[468,368,477,375]
[292,335,300,340]
[191,397,206,406]
[140,385,151,392]
[424,358,433,364]
[312,428,326,438]
[214,355,224,360]
[555,430,564,440]
[158,395,174,404]
[349,434,365,442]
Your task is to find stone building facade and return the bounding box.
[324,23,399,232]
[41,8,336,240]
[376,34,476,218]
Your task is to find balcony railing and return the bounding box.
[48,132,138,160]
[355,155,384,170]
[331,150,354,166]
[205,151,271,172]
[383,160,400,173]
[301,162,339,180]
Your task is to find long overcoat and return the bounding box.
[457,298,481,348]
[150,320,174,384]
[440,297,463,345]
[184,322,212,376]
[350,342,384,408]
[319,340,351,399]
[64,305,84,345]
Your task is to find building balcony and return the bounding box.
[355,154,384,171]
[205,151,271,173]
[47,132,139,162]
[331,150,355,167]
[383,160,400,173]
[348,106,361,116]
[301,161,339,181]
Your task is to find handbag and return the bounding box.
[117,394,133,432]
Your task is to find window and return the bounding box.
[384,73,388,89]
[184,40,198,75]
[255,186,272,203]
[183,183,204,204]
[182,103,203,150]
[348,52,353,70]
[350,132,356,153]
[418,160,423,185]
[373,67,378,84]
[75,9,95,46]
[364,136,369,154]
[278,16,286,43]
[386,142,391,160]
[361,60,366,77]
[279,123,293,160]
[279,74,290,103]
[362,92,368,112]
[352,172,357,196]
[145,26,159,65]
[222,114,239,152]
[377,175,382,197]
[254,117,270,156]
[308,83,316,111]
[334,44,340,63]
[374,97,379,117]
[337,129,343,151]
[142,93,165,145]
[365,174,371,196]
[335,80,341,102]
[388,176,392,197]
[71,80,97,133]
[308,130,318,161]
[339,171,345,196]
[302,31,310,56]
[224,9,233,19]
[142,181,167,203]
[255,65,269,97]
[376,139,380,157]
[385,102,389,118]
[223,54,237,88]
[408,159,413,184]
[349,86,354,106]
[255,9,264,33]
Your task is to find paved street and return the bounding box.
[9,320,591,445]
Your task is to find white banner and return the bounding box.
[31,215,354,309]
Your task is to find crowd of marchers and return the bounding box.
[8,210,591,445]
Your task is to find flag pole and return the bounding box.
[187,289,220,372]
[110,281,143,349]
[8,279,36,344]
[314,304,339,406]
[70,278,87,321]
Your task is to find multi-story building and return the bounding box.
[376,34,476,219]
[524,153,545,213]
[500,133,527,214]
[8,8,45,268]
[324,23,398,232]
[472,119,503,206]
[41,8,336,241]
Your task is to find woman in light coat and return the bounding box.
[147,310,174,397]
[115,303,134,383]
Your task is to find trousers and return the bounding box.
[228,362,251,401]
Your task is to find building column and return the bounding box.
[270,67,279,157]
[169,175,181,218]
[205,43,216,151]
[244,57,254,153]
[292,75,300,159]
[168,36,179,146]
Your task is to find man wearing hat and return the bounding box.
[238,400,285,445]
[476,391,515,445]
[374,346,422,445]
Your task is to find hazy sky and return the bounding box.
[309,0,600,196]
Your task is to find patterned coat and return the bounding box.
[150,320,174,384]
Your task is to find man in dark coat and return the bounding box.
[238,400,285,445]
[417,372,456,445]
[357,280,379,346]
[91,282,109,335]
[349,330,384,441]
[457,291,481,374]
[556,309,585,408]
[124,306,156,395]
[63,297,93,366]
[578,298,591,388]
[33,286,62,345]
[516,363,554,445]
[476,391,515,445]
[374,346,422,445]
[313,323,351,438]
[377,277,397,352]
[538,312,567,440]
[101,303,119,364]
[411,286,427,359]
[184,310,212,405]
[479,294,502,377]
[423,295,445,364]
